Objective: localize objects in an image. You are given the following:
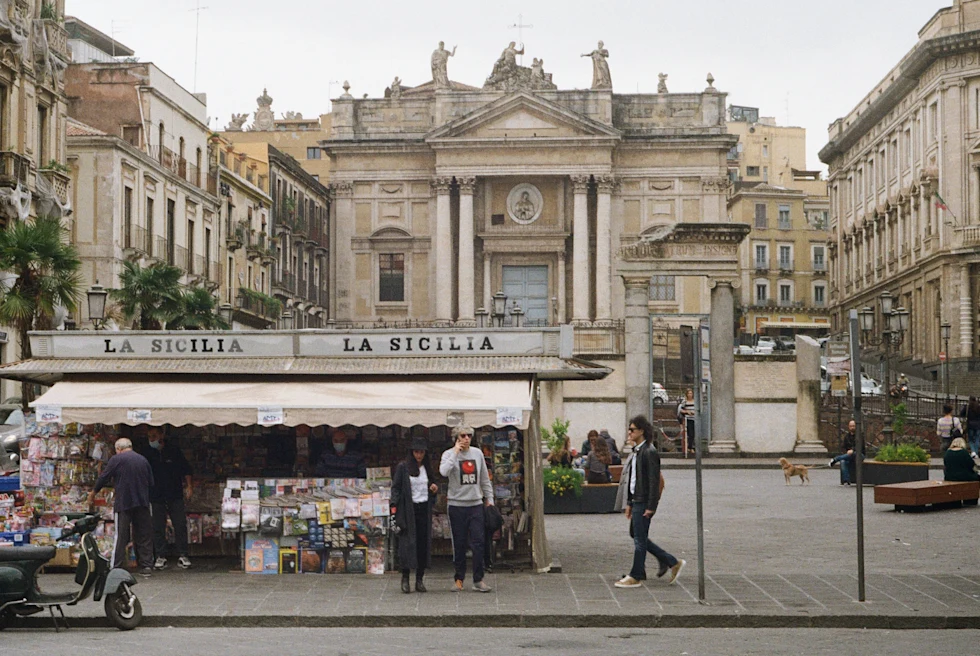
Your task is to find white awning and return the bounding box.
[29,378,533,429]
[759,321,831,330]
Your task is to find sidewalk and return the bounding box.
[659,456,945,469]
[25,567,980,629]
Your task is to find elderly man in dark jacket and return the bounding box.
[615,415,684,589]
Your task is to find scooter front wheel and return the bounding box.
[104,583,142,630]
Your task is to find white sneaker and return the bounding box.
[614,575,642,588]
[668,560,686,585]
[153,557,167,570]
[178,556,192,569]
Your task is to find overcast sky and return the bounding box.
[66,0,950,171]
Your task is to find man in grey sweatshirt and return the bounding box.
[439,424,494,592]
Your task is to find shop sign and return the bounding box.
[127,409,152,423]
[301,331,547,356]
[495,407,523,426]
[257,406,284,426]
[36,333,293,359]
[37,405,62,423]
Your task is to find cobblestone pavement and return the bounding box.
[15,467,978,629]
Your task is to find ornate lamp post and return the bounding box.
[940,321,952,401]
[491,291,508,328]
[218,303,234,327]
[86,281,108,330]
[280,310,293,330]
[858,291,910,443]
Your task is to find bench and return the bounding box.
[874,480,980,512]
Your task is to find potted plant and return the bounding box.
[862,437,930,486]
[542,466,584,514]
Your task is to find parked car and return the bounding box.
[651,382,669,405]
[735,344,755,355]
[774,337,796,351]
[754,337,776,354]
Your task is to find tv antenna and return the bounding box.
[508,14,533,65]
[190,1,209,92]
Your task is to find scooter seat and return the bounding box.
[0,545,56,562]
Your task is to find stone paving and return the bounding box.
[21,465,980,629]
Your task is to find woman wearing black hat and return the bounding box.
[390,437,438,593]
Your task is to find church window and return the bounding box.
[379,253,405,302]
[649,275,675,302]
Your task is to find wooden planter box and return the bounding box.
[874,480,979,511]
[544,484,619,514]
[859,461,930,486]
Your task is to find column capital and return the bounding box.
[709,278,740,289]
[330,181,353,197]
[571,174,591,193]
[622,275,651,290]
[456,176,476,194]
[431,176,453,194]
[595,174,617,193]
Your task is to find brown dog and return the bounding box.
[778,457,810,485]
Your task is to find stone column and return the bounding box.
[571,175,591,324]
[457,177,476,325]
[709,279,737,453]
[331,182,354,321]
[595,175,614,324]
[557,251,566,324]
[483,255,492,313]
[432,177,453,324]
[623,276,651,423]
[960,263,974,358]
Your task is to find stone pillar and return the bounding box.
[483,255,492,313]
[709,280,737,453]
[432,177,453,324]
[557,251,566,324]
[595,175,614,324]
[457,177,476,325]
[794,335,828,454]
[623,276,651,423]
[331,182,354,321]
[571,175,591,324]
[960,263,974,358]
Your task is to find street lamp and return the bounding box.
[940,321,952,400]
[858,291,910,443]
[218,303,234,327]
[86,281,108,330]
[491,291,508,328]
[280,310,293,330]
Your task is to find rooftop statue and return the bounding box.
[431,41,456,88]
[582,40,612,90]
[484,42,556,91]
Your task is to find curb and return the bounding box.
[14,613,980,630]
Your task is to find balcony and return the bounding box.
[573,322,625,355]
[124,225,148,255]
[778,260,793,272]
[153,236,170,263]
[43,20,70,62]
[0,151,31,188]
[753,260,769,272]
[956,225,980,248]
[38,168,71,206]
[777,298,795,308]
[174,245,188,271]
[812,261,826,275]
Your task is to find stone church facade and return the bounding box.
[321,46,737,435]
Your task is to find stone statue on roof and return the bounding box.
[484,42,556,92]
[431,41,456,88]
[251,88,274,131]
[226,113,248,131]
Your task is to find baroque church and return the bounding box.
[321,42,742,438]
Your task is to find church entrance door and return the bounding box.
[502,265,549,326]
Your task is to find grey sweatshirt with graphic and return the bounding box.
[439,445,493,507]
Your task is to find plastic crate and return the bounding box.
[0,531,29,546]
[0,476,20,492]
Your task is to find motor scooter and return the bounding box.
[0,514,142,631]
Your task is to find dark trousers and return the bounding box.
[629,501,677,580]
[448,504,485,583]
[113,506,154,570]
[152,498,189,558]
[401,502,430,578]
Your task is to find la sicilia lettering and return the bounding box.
[342,336,495,353]
[103,338,244,354]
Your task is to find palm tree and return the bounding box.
[111,260,183,329]
[169,286,229,330]
[0,217,83,406]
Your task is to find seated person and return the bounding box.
[548,437,573,468]
[315,429,366,479]
[943,437,980,482]
[598,429,621,465]
[583,430,612,484]
[829,420,857,485]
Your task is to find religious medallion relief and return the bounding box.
[506,183,543,225]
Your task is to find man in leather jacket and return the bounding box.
[615,415,684,588]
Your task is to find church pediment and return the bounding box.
[426,92,621,144]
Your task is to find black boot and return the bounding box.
[401,571,411,594]
[415,570,427,593]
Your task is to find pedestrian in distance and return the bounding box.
[439,425,494,592]
[390,437,438,593]
[144,426,194,570]
[937,404,963,453]
[548,435,573,468]
[677,389,696,457]
[88,437,155,577]
[829,419,857,485]
[959,396,980,458]
[615,415,684,589]
[599,429,621,465]
[584,429,612,484]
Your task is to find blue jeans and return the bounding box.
[968,427,980,456]
[831,453,854,483]
[629,501,677,580]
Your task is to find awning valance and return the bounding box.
[29,378,534,429]
[758,321,831,330]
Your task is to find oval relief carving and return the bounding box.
[507,183,543,225]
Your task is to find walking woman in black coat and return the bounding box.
[390,437,438,593]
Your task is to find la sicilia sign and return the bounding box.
[29,328,573,359]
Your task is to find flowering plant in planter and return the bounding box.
[874,442,929,463]
[543,466,583,498]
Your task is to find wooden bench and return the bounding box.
[874,480,980,512]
